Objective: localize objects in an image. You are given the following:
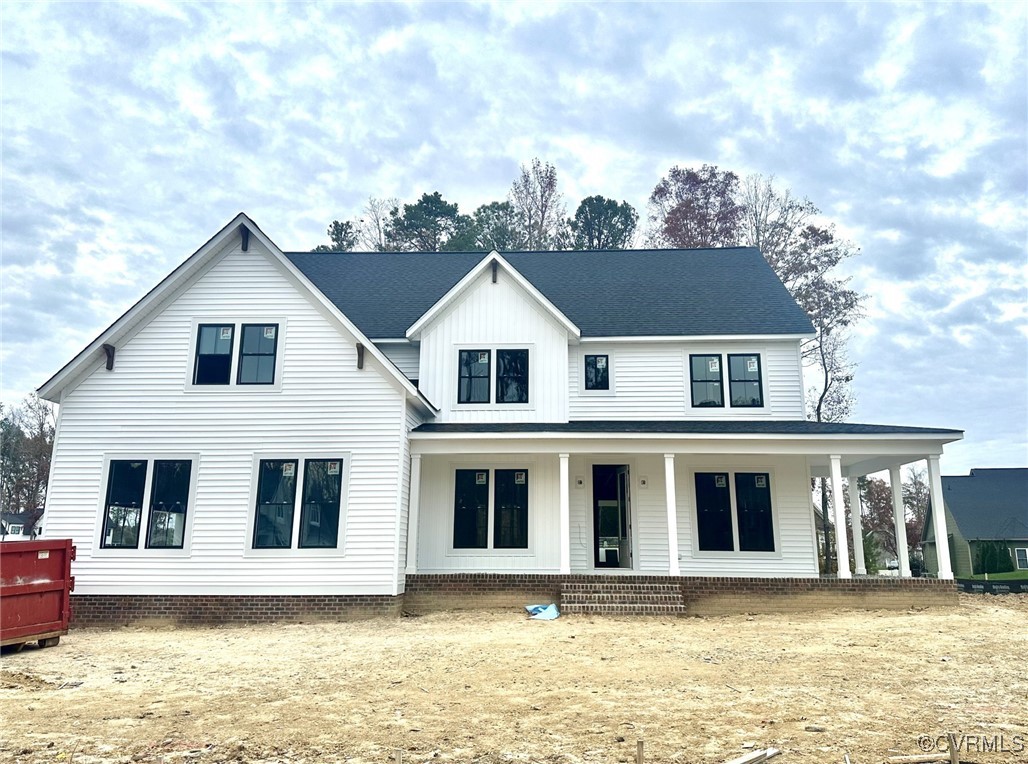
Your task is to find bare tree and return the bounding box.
[647,164,744,248]
[355,196,398,251]
[0,394,55,514]
[509,158,567,250]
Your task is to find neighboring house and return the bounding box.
[37,214,963,613]
[922,468,1028,577]
[0,509,43,540]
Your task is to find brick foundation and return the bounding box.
[69,575,958,627]
[71,593,403,627]
[404,573,958,615]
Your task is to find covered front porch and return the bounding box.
[404,422,963,581]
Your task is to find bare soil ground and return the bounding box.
[1,594,1026,764]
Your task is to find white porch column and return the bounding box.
[829,455,851,578]
[404,454,422,575]
[888,466,912,578]
[559,453,571,575]
[926,455,954,580]
[848,477,866,575]
[664,454,681,576]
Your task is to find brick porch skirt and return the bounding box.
[71,574,957,626]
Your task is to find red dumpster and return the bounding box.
[0,538,75,649]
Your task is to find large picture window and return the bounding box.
[252,457,345,550]
[146,460,192,549]
[695,471,775,553]
[458,350,491,404]
[193,324,234,385]
[690,354,724,407]
[101,460,148,548]
[299,459,343,548]
[453,468,530,550]
[100,457,196,551]
[238,324,279,385]
[728,354,763,407]
[496,349,529,404]
[253,459,298,549]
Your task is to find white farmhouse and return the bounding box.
[38,214,961,621]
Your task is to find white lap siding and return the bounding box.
[569,340,805,420]
[43,241,408,595]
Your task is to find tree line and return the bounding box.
[1,395,55,517]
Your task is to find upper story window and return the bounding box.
[457,348,530,405]
[194,324,235,385]
[458,350,491,404]
[584,354,609,391]
[100,457,195,550]
[689,354,723,407]
[496,349,529,404]
[189,320,284,390]
[728,354,763,407]
[238,324,279,385]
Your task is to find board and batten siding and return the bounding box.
[44,240,409,595]
[416,268,570,422]
[569,340,805,420]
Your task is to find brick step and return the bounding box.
[561,583,682,593]
[562,603,688,616]
[561,593,684,604]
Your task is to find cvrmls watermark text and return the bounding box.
[917,733,1025,754]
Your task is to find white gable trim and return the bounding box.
[405,250,581,340]
[38,213,437,414]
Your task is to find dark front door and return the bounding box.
[593,464,632,569]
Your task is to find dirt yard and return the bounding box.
[1,594,1026,764]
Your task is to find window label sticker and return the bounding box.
[715,475,727,488]
[476,472,487,485]
[220,327,232,340]
[515,471,526,484]
[755,475,767,488]
[282,463,295,477]
[478,352,489,364]
[747,358,758,373]
[327,461,340,475]
[595,356,607,369]
[264,326,276,339]
[708,358,720,373]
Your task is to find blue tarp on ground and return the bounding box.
[525,604,560,620]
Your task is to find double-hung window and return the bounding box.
[453,468,529,550]
[688,353,764,408]
[100,457,195,550]
[190,321,281,389]
[584,354,610,391]
[694,471,775,553]
[457,348,530,405]
[252,457,344,550]
[1016,548,1028,570]
[728,354,763,407]
[689,354,724,407]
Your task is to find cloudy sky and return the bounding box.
[2,1,1025,474]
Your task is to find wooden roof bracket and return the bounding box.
[102,344,115,370]
[356,342,365,370]
[240,225,250,252]
[491,260,498,283]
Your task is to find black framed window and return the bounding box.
[193,324,234,385]
[253,459,297,548]
[695,472,734,552]
[584,354,609,391]
[728,354,763,407]
[146,460,192,549]
[494,469,529,549]
[735,473,774,552]
[101,460,148,548]
[496,349,529,404]
[458,350,491,404]
[453,469,489,548]
[690,354,724,407]
[238,324,279,385]
[299,459,343,548]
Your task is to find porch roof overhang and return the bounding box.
[409,420,964,477]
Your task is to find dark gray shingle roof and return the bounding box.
[941,468,1028,540]
[284,247,815,338]
[413,421,962,436]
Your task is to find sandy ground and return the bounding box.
[1,594,1026,764]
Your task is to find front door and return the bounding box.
[593,464,633,569]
